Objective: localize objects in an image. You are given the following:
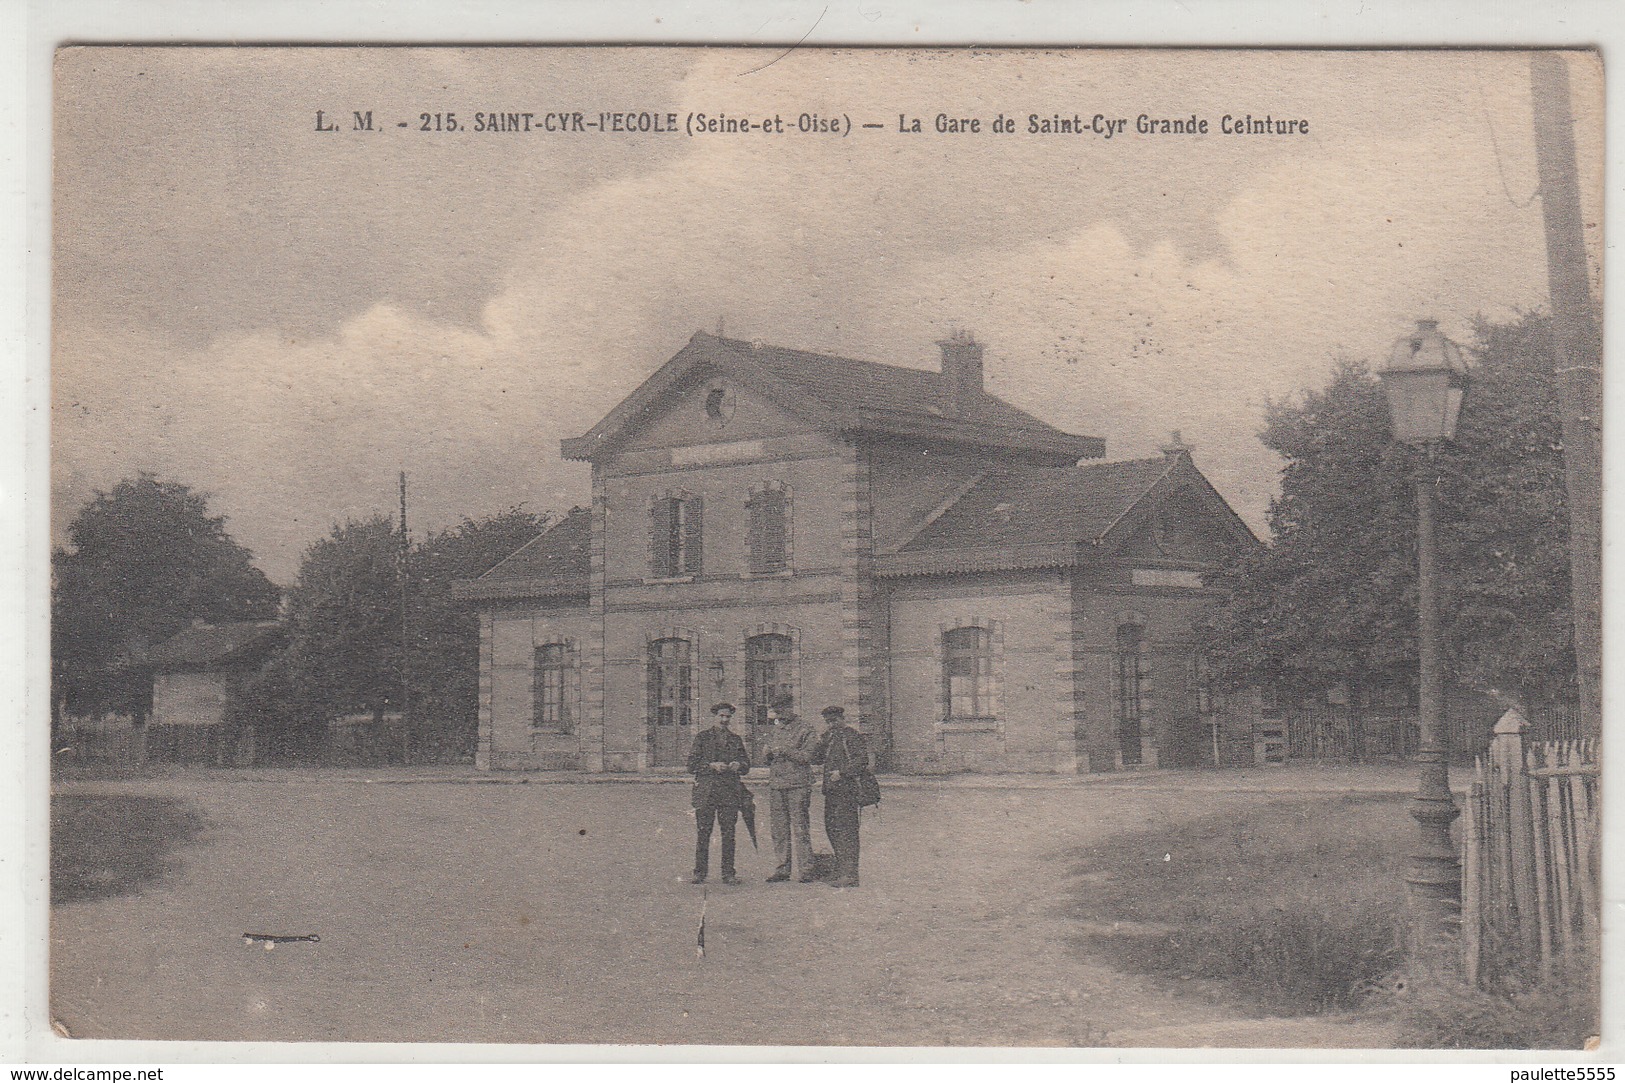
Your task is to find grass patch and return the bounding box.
[1067,794,1409,1016]
[52,794,208,905]
[1373,948,1599,1050]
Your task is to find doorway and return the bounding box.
[649,637,695,767]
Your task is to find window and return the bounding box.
[745,634,794,728]
[651,494,703,577]
[1116,623,1149,765]
[533,643,573,733]
[648,637,694,732]
[747,485,790,574]
[943,626,994,721]
[744,633,794,756]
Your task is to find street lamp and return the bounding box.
[1379,317,1468,955]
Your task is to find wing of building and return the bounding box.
[453,330,1258,774]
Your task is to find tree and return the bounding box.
[1205,312,1573,707]
[51,474,281,722]
[257,506,552,760]
[1437,314,1573,697]
[279,515,406,723]
[405,507,555,755]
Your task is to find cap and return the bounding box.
[710,702,736,715]
[771,695,796,714]
[821,705,846,720]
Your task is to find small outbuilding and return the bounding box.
[144,618,283,763]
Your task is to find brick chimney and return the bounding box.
[1160,430,1193,460]
[937,330,984,417]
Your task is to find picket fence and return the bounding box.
[1459,708,1599,986]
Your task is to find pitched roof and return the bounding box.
[561,332,1104,462]
[899,457,1178,552]
[145,620,282,671]
[711,335,1077,437]
[877,453,1255,576]
[452,507,591,602]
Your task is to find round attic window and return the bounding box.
[704,385,735,427]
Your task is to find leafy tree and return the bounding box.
[405,507,555,754]
[1205,312,1573,707]
[52,474,280,723]
[254,506,552,760]
[279,515,406,724]
[1436,314,1573,698]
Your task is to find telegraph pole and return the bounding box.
[399,470,412,763]
[1530,52,1603,740]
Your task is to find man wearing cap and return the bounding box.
[761,696,818,883]
[686,702,751,885]
[813,705,874,888]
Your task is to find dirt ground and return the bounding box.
[49,766,1415,1049]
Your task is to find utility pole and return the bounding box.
[1530,52,1603,740]
[400,470,412,764]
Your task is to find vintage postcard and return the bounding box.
[46,46,1603,1053]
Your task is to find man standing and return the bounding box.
[761,695,817,883]
[687,702,751,885]
[813,705,873,888]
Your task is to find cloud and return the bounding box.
[52,48,1583,581]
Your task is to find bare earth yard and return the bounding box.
[50,767,1415,1048]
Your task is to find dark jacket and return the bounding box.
[813,724,873,800]
[687,725,751,808]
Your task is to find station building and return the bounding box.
[454,331,1257,773]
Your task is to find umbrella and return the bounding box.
[739,787,759,850]
[696,888,707,958]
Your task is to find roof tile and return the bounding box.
[456,508,592,600]
[898,457,1177,553]
[144,620,282,671]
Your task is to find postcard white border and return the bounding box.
[6,0,1622,1070]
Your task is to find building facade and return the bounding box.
[455,331,1257,773]
[142,618,283,764]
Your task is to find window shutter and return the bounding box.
[651,498,674,578]
[762,490,787,571]
[560,645,575,735]
[747,493,766,574]
[647,641,662,723]
[682,495,703,574]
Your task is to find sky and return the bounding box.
[51,47,1604,584]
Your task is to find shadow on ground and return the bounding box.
[52,794,208,905]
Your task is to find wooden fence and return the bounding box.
[1278,696,1579,764]
[1460,708,1599,986]
[55,715,472,770]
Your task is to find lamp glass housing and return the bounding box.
[1380,319,1468,446]
[1383,370,1466,445]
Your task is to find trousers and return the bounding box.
[823,795,861,884]
[694,804,738,878]
[768,786,813,879]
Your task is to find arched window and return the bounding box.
[744,634,794,727]
[744,632,794,757]
[1116,623,1149,765]
[943,626,994,722]
[533,642,575,734]
[648,637,695,766]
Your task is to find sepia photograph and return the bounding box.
[42,42,1603,1053]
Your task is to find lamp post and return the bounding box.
[1378,317,1468,955]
